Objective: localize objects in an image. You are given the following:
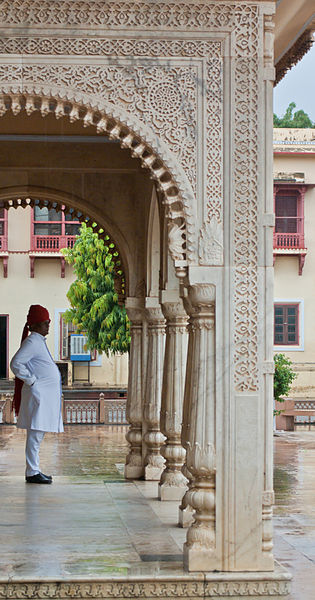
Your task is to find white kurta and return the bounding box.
[10,332,64,433]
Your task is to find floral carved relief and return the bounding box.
[0,35,223,267]
[3,62,197,192]
[0,580,290,598]
[232,5,260,392]
[0,2,242,28]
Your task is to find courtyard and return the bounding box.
[0,426,314,599]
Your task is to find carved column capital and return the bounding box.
[126,307,144,326]
[145,304,165,327]
[184,284,215,316]
[125,297,145,325]
[162,299,188,328]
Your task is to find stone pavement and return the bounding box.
[0,426,189,580]
[0,425,314,599]
[273,429,315,600]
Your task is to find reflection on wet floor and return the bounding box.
[0,425,314,598]
[273,428,315,600]
[0,425,187,581]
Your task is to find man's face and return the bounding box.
[33,320,50,337]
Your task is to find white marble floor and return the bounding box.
[0,425,314,599]
[0,426,188,579]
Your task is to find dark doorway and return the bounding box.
[0,315,8,378]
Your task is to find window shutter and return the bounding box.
[275,195,298,234]
[274,304,298,345]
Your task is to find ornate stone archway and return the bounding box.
[0,89,195,277]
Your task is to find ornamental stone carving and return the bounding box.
[0,579,291,598]
[0,0,265,391]
[0,34,223,266]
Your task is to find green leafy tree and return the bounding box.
[274,353,297,403]
[61,223,130,355]
[273,102,315,128]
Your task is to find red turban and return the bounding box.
[27,304,50,326]
[13,305,50,415]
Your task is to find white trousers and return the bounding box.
[25,429,45,476]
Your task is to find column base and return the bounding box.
[184,543,218,572]
[124,464,144,479]
[178,504,194,528]
[158,482,187,501]
[144,464,164,480]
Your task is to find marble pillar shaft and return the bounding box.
[143,304,166,480]
[125,302,145,479]
[159,301,188,500]
[182,284,217,572]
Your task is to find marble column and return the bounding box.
[124,298,144,480]
[143,302,166,480]
[182,284,218,572]
[158,299,188,501]
[178,294,196,527]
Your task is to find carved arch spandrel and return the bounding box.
[0,90,196,277]
[0,185,129,298]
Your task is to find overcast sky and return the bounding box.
[274,39,315,121]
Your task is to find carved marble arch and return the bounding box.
[0,185,128,300]
[0,91,196,278]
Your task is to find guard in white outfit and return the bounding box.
[10,304,64,484]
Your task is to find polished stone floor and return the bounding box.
[273,428,315,600]
[0,425,314,599]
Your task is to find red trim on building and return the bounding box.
[31,206,78,252]
[273,183,308,274]
[0,208,8,252]
[29,206,79,277]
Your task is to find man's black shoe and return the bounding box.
[40,472,52,481]
[25,473,52,484]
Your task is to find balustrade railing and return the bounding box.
[31,235,77,251]
[0,391,127,425]
[64,400,99,424]
[0,235,8,251]
[273,232,305,249]
[275,398,315,430]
